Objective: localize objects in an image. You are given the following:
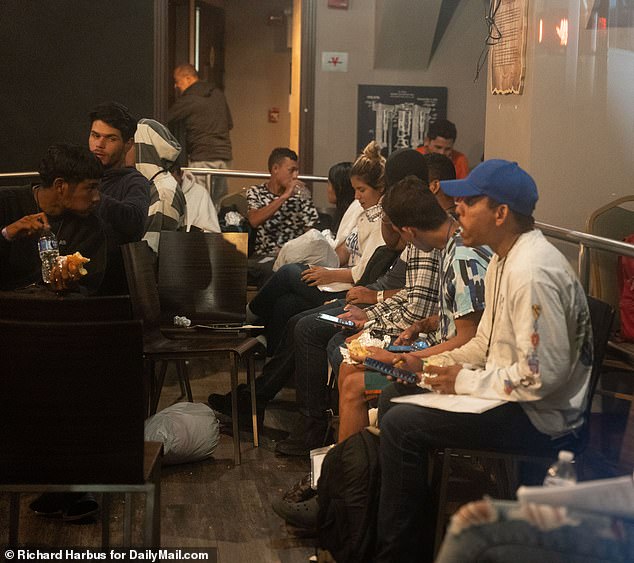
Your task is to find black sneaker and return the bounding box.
[29,492,69,518]
[62,493,99,522]
[208,387,266,430]
[283,473,317,503]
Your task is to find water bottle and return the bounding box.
[543,450,577,487]
[38,228,59,284]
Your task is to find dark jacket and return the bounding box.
[0,185,106,293]
[167,80,233,162]
[96,167,150,294]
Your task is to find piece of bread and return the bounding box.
[62,252,90,277]
[347,339,368,360]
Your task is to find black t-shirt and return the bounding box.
[0,185,107,293]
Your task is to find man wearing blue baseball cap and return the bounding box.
[374,160,593,562]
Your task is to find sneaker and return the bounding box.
[271,495,319,530]
[208,387,266,429]
[62,493,99,522]
[283,473,317,503]
[29,492,70,518]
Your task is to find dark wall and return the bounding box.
[0,0,155,174]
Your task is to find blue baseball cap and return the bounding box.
[440,159,538,216]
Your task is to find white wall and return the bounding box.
[485,0,634,232]
[312,0,489,206]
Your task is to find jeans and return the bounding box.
[436,500,634,563]
[249,263,346,354]
[376,384,564,563]
[189,159,230,207]
[253,301,346,404]
[293,304,350,418]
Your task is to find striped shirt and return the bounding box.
[364,244,441,336]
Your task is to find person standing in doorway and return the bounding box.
[168,63,233,207]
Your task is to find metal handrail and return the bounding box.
[0,168,329,183]
[2,169,633,290]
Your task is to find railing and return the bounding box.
[3,168,633,291]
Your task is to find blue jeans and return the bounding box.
[436,500,634,563]
[376,384,564,563]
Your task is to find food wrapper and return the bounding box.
[341,330,391,364]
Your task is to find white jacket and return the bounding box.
[430,229,593,438]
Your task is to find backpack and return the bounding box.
[618,234,634,342]
[317,429,381,563]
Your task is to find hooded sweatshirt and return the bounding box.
[167,80,233,162]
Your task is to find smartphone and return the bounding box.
[363,357,418,384]
[387,345,414,352]
[316,312,356,329]
[387,340,429,353]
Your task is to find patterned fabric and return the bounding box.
[344,203,382,267]
[135,118,187,252]
[246,183,319,256]
[437,230,491,343]
[365,244,441,336]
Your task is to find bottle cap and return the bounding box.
[558,450,574,462]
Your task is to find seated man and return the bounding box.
[416,118,469,179]
[376,160,593,562]
[0,143,106,294]
[246,147,320,286]
[89,101,150,294]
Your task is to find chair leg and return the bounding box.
[230,352,241,465]
[102,493,111,548]
[248,352,259,448]
[151,361,169,415]
[177,360,193,402]
[433,451,452,558]
[123,492,133,547]
[8,492,20,547]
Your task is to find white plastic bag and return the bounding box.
[144,402,220,465]
[273,228,339,272]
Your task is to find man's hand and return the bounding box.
[340,304,368,329]
[422,363,462,394]
[48,259,81,292]
[345,286,377,305]
[301,265,336,286]
[3,212,50,240]
[448,500,498,536]
[394,316,440,345]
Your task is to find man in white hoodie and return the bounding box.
[375,159,593,563]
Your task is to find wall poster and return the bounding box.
[357,85,448,156]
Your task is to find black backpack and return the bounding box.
[317,429,381,563]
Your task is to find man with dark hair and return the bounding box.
[89,101,150,294]
[245,147,320,285]
[168,63,233,206]
[375,160,593,562]
[417,118,470,179]
[0,143,106,293]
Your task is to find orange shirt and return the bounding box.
[415,146,470,179]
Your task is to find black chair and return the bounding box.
[122,240,260,465]
[431,295,615,554]
[157,231,249,324]
[0,318,161,548]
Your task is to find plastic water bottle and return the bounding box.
[543,450,577,487]
[38,228,59,284]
